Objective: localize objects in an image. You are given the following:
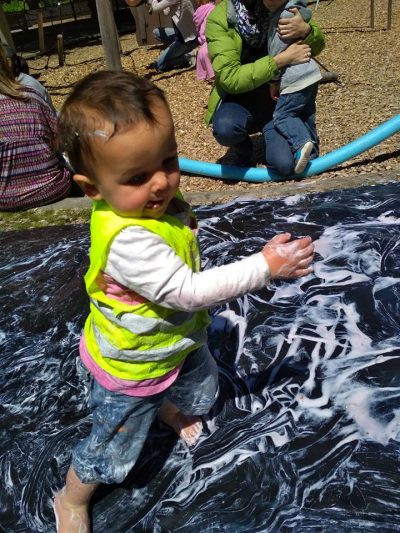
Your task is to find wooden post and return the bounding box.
[0,5,15,48]
[370,0,375,28]
[70,0,77,21]
[37,9,46,53]
[387,0,393,30]
[95,0,122,71]
[57,33,64,66]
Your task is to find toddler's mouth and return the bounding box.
[146,200,163,209]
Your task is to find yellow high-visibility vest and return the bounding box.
[83,199,210,381]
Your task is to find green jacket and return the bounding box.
[205,0,325,125]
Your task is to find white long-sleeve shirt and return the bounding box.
[148,0,197,42]
[105,225,270,312]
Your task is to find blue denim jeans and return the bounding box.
[153,26,176,46]
[155,30,197,72]
[212,84,319,177]
[212,102,259,162]
[212,86,295,174]
[272,83,319,157]
[72,345,218,484]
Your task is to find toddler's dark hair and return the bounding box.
[58,70,168,177]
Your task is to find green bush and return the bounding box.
[1,0,69,13]
[2,1,25,13]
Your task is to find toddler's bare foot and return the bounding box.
[159,399,203,446]
[54,488,90,533]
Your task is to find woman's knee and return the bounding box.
[212,106,250,147]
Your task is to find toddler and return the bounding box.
[54,70,314,532]
[265,0,322,174]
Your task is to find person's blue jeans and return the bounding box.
[155,34,198,72]
[263,121,298,176]
[153,26,176,46]
[212,84,319,177]
[212,87,294,174]
[212,102,259,163]
[272,83,319,157]
[72,345,219,484]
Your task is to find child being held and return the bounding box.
[265,0,322,174]
[54,70,314,532]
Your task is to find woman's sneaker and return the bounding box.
[294,141,313,174]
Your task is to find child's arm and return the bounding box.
[105,227,313,312]
[147,0,177,12]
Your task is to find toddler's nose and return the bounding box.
[152,171,169,191]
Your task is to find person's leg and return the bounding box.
[263,120,296,177]
[155,38,198,72]
[159,398,204,445]
[54,468,97,533]
[301,83,319,160]
[55,380,163,532]
[156,41,186,71]
[272,87,315,155]
[161,345,219,446]
[212,102,257,165]
[153,26,176,46]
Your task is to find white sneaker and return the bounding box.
[187,49,198,68]
[294,141,313,174]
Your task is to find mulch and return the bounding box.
[26,0,400,197]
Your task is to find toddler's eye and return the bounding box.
[128,175,147,185]
[163,156,179,168]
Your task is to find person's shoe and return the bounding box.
[294,141,313,174]
[186,49,198,68]
[146,61,158,70]
[217,150,255,167]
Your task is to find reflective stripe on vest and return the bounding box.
[91,298,197,335]
[92,322,208,362]
[83,198,210,381]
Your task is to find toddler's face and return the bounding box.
[76,100,180,218]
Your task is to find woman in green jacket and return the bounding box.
[205,0,325,175]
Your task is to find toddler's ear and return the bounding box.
[73,174,102,200]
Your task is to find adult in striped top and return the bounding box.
[0,45,76,211]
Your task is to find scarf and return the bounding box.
[232,0,270,49]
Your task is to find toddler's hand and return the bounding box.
[262,233,314,279]
[269,82,280,101]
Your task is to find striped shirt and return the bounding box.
[0,88,72,211]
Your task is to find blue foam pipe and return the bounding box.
[178,114,400,183]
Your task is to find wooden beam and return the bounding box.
[37,8,46,53]
[370,0,375,29]
[0,5,15,49]
[387,0,393,30]
[95,0,122,71]
[57,33,64,66]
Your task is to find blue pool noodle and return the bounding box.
[178,114,400,183]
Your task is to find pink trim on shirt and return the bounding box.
[79,336,181,397]
[96,272,148,305]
